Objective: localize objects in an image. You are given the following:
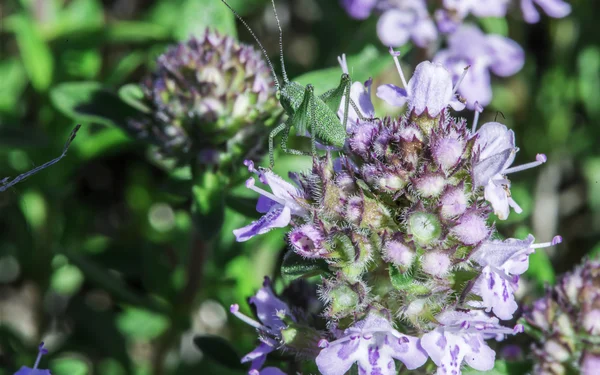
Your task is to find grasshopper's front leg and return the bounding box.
[320,73,352,129]
[268,122,289,169]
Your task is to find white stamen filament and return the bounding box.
[472,101,483,134]
[389,48,409,89]
[504,154,547,174]
[230,304,270,333]
[338,54,349,74]
[246,178,286,206]
[453,65,470,95]
[33,350,43,369]
[531,236,563,248]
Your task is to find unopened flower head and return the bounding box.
[127,30,280,167]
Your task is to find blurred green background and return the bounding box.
[0,0,599,374]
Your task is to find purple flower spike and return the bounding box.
[377,53,465,117]
[470,235,562,320]
[14,342,51,375]
[316,313,428,375]
[422,310,521,375]
[233,167,306,242]
[521,0,571,23]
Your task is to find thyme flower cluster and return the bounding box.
[127,30,281,167]
[523,258,600,374]
[232,52,562,375]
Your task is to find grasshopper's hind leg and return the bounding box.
[268,122,288,169]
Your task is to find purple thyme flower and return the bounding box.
[520,0,571,23]
[341,0,378,19]
[14,342,51,375]
[421,310,523,375]
[377,50,465,117]
[316,313,428,375]
[233,161,306,242]
[248,368,286,375]
[230,277,294,370]
[377,0,437,48]
[471,121,547,220]
[435,25,524,108]
[470,235,563,320]
[337,54,375,129]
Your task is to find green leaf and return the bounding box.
[51,82,142,128]
[294,45,396,95]
[174,0,237,41]
[0,58,27,113]
[51,264,85,295]
[116,307,170,340]
[62,249,167,313]
[578,47,600,118]
[193,335,244,370]
[104,21,170,43]
[462,360,510,375]
[281,250,329,283]
[9,14,54,92]
[118,83,150,113]
[50,357,90,375]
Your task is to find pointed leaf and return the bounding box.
[193,335,245,370]
[281,250,329,283]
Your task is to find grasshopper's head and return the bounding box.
[278,81,306,115]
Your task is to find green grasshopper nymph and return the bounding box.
[220,0,373,168]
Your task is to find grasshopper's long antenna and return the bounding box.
[220,0,281,90]
[270,0,288,83]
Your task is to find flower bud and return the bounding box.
[407,211,442,246]
[324,281,365,319]
[421,251,451,277]
[289,224,328,258]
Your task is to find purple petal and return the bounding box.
[521,0,541,22]
[472,150,513,188]
[486,35,525,77]
[377,10,413,47]
[386,334,429,370]
[341,0,378,20]
[316,336,363,375]
[474,122,516,162]
[470,0,510,17]
[249,277,291,330]
[411,19,438,48]
[420,329,445,366]
[463,335,496,371]
[471,235,536,269]
[473,266,519,320]
[458,62,493,108]
[256,196,277,214]
[259,367,287,375]
[533,0,571,19]
[13,369,51,375]
[408,61,454,117]
[261,171,301,204]
[242,341,275,365]
[376,84,408,107]
[233,205,292,242]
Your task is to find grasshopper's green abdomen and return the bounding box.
[313,98,347,148]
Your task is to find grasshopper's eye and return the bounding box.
[276,90,281,100]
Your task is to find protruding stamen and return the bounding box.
[338,54,349,74]
[389,47,409,89]
[504,154,547,174]
[230,304,268,332]
[453,65,470,95]
[531,235,563,249]
[513,324,524,334]
[243,159,256,173]
[472,101,483,134]
[33,342,48,369]
[245,178,286,206]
